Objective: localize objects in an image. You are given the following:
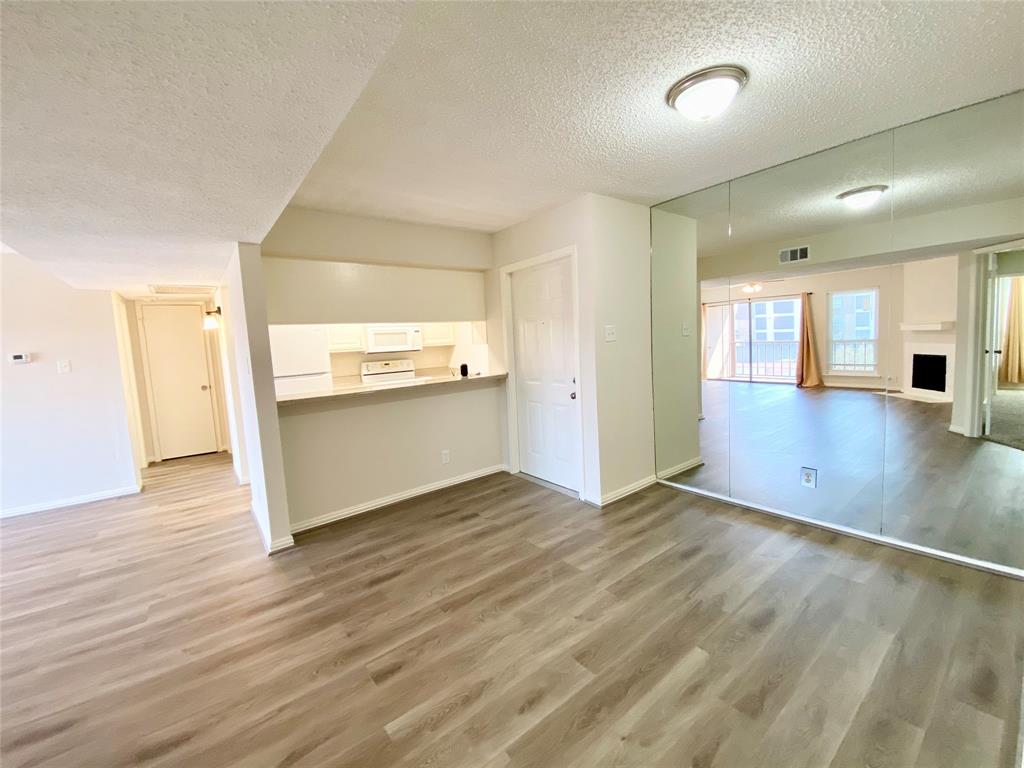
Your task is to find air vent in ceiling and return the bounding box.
[778,246,809,264]
[148,284,215,295]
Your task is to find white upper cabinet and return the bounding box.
[268,325,332,377]
[328,324,365,353]
[422,322,456,347]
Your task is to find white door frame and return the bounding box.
[500,245,586,499]
[135,299,228,461]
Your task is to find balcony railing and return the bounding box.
[830,339,877,373]
[732,340,799,381]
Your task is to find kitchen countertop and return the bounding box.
[276,367,507,404]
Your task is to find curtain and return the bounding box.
[999,276,1024,385]
[796,292,823,388]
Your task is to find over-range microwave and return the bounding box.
[365,324,423,353]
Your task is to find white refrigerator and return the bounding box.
[267,325,333,397]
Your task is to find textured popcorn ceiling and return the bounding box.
[0,2,404,290]
[292,1,1024,232]
[658,91,1024,258]
[2,1,1022,290]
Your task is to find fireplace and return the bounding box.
[911,353,947,392]
[901,338,955,403]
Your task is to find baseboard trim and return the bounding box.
[656,456,704,480]
[947,424,966,436]
[600,475,657,506]
[658,480,1024,582]
[1,484,141,518]
[269,536,296,554]
[289,465,509,535]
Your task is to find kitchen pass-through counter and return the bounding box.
[276,367,507,404]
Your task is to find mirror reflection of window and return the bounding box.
[829,289,878,373]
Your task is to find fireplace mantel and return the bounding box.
[900,321,955,332]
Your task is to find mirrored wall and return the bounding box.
[651,91,1024,573]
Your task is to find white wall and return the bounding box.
[1,252,138,515]
[280,381,507,531]
[221,244,292,552]
[263,257,486,324]
[951,252,985,436]
[703,263,906,391]
[491,193,655,505]
[651,208,701,477]
[262,206,493,270]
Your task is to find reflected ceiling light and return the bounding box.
[741,282,763,294]
[666,65,749,121]
[837,184,889,211]
[203,306,222,331]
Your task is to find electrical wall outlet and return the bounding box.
[604,325,617,342]
[56,359,72,375]
[800,467,818,489]
[441,449,451,465]
[681,323,691,337]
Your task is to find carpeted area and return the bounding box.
[986,387,1024,451]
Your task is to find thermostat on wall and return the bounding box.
[10,352,32,364]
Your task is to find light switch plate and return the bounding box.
[604,325,617,342]
[56,359,72,375]
[800,467,818,489]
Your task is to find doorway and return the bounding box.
[138,303,222,460]
[508,255,582,493]
[982,268,1024,451]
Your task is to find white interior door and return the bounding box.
[142,304,218,459]
[511,258,581,491]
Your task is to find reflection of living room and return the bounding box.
[652,91,1024,577]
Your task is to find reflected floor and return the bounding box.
[670,380,1024,570]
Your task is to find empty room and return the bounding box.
[1,2,1022,767]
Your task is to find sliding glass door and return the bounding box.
[705,297,801,383]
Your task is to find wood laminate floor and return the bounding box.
[669,381,1024,570]
[2,453,1022,767]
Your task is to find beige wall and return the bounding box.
[491,193,655,504]
[903,255,958,324]
[263,257,486,325]
[1,252,138,514]
[698,196,1024,282]
[651,208,701,476]
[262,206,493,270]
[279,381,507,531]
[222,243,293,552]
[998,249,1024,277]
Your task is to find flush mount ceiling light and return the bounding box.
[837,184,889,211]
[666,65,749,121]
[203,306,222,331]
[741,282,764,294]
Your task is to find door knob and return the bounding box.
[201,384,209,391]
[570,392,576,400]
